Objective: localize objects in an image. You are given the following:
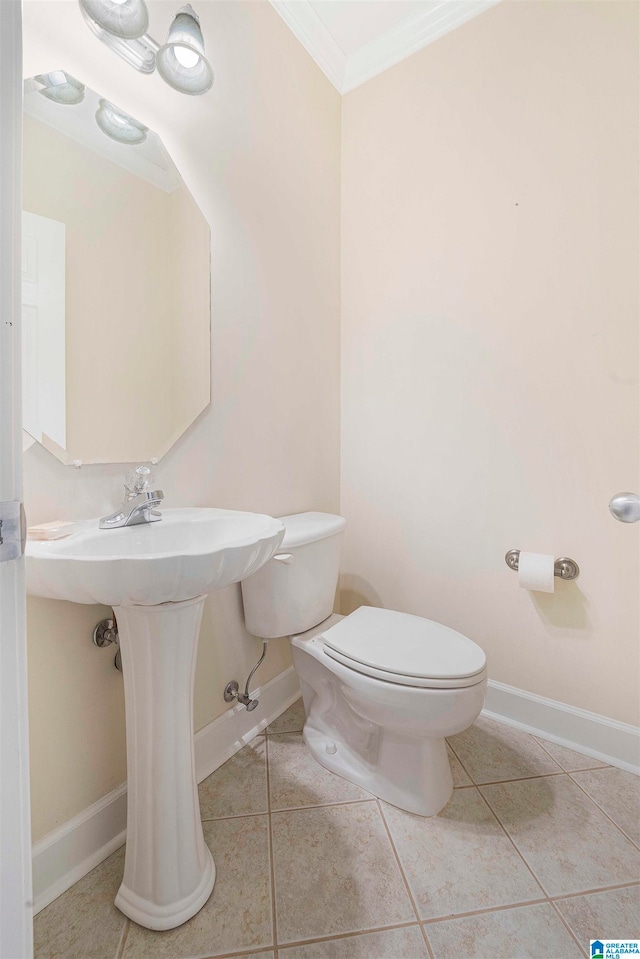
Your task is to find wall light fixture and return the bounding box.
[157,5,213,94]
[80,0,149,39]
[36,71,86,105]
[79,0,213,95]
[95,98,148,143]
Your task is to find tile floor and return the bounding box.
[34,703,640,959]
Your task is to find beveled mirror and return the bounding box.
[22,71,211,465]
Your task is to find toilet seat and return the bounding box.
[321,606,487,689]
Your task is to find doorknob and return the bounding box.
[609,492,640,524]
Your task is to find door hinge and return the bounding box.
[0,501,26,562]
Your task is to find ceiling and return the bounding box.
[269,0,500,94]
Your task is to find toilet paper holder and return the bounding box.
[505,550,579,581]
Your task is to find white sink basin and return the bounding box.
[26,507,285,606]
[26,506,284,932]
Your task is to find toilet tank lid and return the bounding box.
[278,512,346,549]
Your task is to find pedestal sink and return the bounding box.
[26,508,285,930]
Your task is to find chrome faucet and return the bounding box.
[99,466,164,530]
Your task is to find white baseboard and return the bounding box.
[32,666,300,916]
[31,786,128,918]
[194,664,300,784]
[484,679,640,775]
[33,671,638,915]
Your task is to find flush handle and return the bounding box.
[272,553,295,564]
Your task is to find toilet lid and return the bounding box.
[321,606,486,687]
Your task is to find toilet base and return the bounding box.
[304,722,453,817]
[291,623,485,818]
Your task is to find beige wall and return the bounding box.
[24,0,341,840]
[341,1,639,726]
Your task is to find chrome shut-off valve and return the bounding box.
[223,642,268,711]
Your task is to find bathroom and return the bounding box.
[0,0,638,957]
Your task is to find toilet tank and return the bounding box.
[241,512,346,639]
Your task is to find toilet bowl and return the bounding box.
[241,512,487,816]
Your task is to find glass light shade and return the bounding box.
[79,0,149,39]
[156,4,213,96]
[36,71,85,105]
[95,99,148,144]
[79,3,157,74]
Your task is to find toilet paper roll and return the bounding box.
[518,552,555,593]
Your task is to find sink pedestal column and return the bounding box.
[114,595,215,930]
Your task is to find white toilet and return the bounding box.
[241,512,487,816]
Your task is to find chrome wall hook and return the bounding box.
[505,549,579,581]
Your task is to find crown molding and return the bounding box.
[343,0,501,93]
[269,0,346,92]
[269,0,501,95]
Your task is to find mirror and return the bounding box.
[22,71,211,465]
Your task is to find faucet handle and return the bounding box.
[124,465,155,500]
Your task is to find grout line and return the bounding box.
[445,738,477,785]
[446,727,571,786]
[534,736,610,775]
[201,809,268,824]
[420,925,435,959]
[526,737,576,775]
[474,782,552,899]
[201,947,278,959]
[270,795,376,814]
[417,879,640,926]
[467,770,567,786]
[269,797,376,819]
[421,896,548,924]
[559,765,611,774]
[550,880,640,901]
[265,725,305,738]
[447,735,568,787]
[567,771,640,851]
[264,733,279,959]
[375,799,435,959]
[277,920,424,952]
[114,919,130,959]
[549,899,589,958]
[200,767,577,821]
